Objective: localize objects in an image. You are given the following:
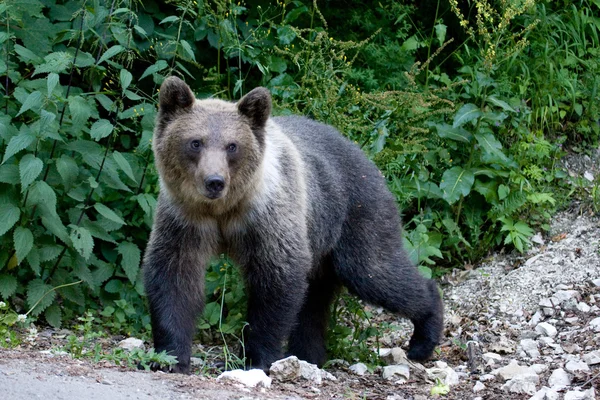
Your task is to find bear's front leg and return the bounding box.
[241,242,310,372]
[143,205,215,373]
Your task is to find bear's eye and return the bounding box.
[190,140,202,151]
[226,143,237,153]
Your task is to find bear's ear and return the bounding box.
[158,76,195,116]
[237,87,272,130]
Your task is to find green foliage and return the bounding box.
[0,300,22,347]
[0,0,597,365]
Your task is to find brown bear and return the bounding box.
[143,76,443,373]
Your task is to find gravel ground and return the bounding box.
[1,212,599,399]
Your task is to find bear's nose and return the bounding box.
[204,175,225,194]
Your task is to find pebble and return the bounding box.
[582,350,600,365]
[564,388,596,400]
[547,368,571,388]
[565,360,590,375]
[531,386,560,400]
[576,302,591,312]
[589,317,600,332]
[492,360,538,381]
[117,337,145,351]
[349,363,368,376]
[425,361,459,386]
[535,322,558,337]
[382,365,410,383]
[520,339,540,359]
[472,381,485,392]
[216,369,271,388]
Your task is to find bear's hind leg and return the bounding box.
[332,249,443,362]
[287,264,338,366]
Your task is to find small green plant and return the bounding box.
[0,300,22,347]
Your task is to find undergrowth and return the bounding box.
[0,0,598,366]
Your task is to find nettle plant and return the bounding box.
[0,0,168,329]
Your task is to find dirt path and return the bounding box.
[1,211,599,400]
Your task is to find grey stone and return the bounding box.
[216,369,272,388]
[492,360,539,382]
[530,386,559,400]
[564,388,596,400]
[349,363,368,376]
[472,381,485,392]
[565,360,590,375]
[576,302,591,312]
[520,338,540,359]
[589,317,600,332]
[536,322,558,337]
[382,364,410,383]
[582,350,600,365]
[501,378,537,395]
[117,337,145,351]
[425,361,459,386]
[547,368,571,388]
[269,356,301,382]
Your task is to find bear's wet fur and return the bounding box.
[143,76,444,373]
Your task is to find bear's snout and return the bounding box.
[204,175,226,197]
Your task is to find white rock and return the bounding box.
[582,350,600,365]
[592,278,600,287]
[553,290,580,304]
[492,360,539,382]
[576,302,591,312]
[118,337,145,351]
[480,374,495,382]
[530,386,559,400]
[349,363,368,376]
[269,356,301,382]
[425,361,459,386]
[378,347,408,365]
[299,360,336,384]
[589,317,600,332]
[529,310,544,326]
[547,368,571,388]
[501,378,537,395]
[564,388,596,400]
[565,360,590,375]
[535,322,558,337]
[217,369,272,388]
[482,352,502,362]
[382,364,410,383]
[473,381,485,392]
[531,233,545,245]
[520,339,540,359]
[584,171,594,182]
[531,364,548,374]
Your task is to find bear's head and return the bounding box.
[153,76,272,216]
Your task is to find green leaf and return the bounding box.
[487,96,515,112]
[0,164,19,184]
[41,216,70,244]
[435,23,447,45]
[0,203,20,237]
[27,247,41,276]
[45,303,62,328]
[70,226,94,260]
[180,40,196,61]
[440,166,475,204]
[27,181,58,218]
[140,60,168,80]
[56,155,79,188]
[47,72,59,96]
[0,274,18,299]
[474,133,516,167]
[118,241,141,284]
[159,15,179,24]
[97,45,125,65]
[527,192,556,205]
[39,245,63,262]
[19,154,43,192]
[453,103,482,128]
[14,44,44,64]
[14,227,34,264]
[136,193,157,216]
[94,203,126,226]
[68,96,93,128]
[433,123,473,143]
[16,91,43,116]
[90,119,114,141]
[33,52,72,75]
[120,69,133,93]
[112,151,137,183]
[27,278,56,316]
[2,130,35,163]
[104,279,123,293]
[277,26,296,45]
